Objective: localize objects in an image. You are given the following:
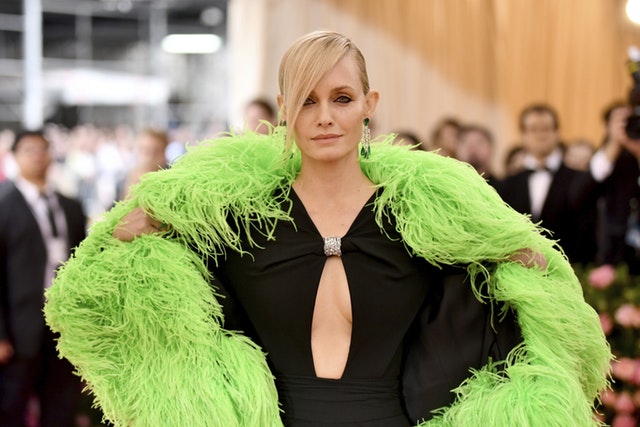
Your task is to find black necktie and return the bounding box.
[42,194,59,237]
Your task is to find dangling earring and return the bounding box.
[360,118,371,159]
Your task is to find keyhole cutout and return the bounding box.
[311,255,353,379]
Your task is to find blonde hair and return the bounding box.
[278,30,370,150]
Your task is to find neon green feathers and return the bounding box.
[45,128,610,426]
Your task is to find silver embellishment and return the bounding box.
[323,236,342,257]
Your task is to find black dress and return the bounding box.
[214,189,443,426]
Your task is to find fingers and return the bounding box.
[509,248,548,270]
[112,207,170,241]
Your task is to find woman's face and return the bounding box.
[290,55,377,164]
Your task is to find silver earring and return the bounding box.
[360,118,371,159]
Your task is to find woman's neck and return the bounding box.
[293,160,373,199]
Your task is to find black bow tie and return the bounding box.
[527,166,554,173]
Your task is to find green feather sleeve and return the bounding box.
[363,140,611,426]
[44,133,291,427]
[45,129,610,427]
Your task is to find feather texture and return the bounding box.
[45,128,610,426]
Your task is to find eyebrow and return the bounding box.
[308,85,356,97]
[332,85,355,92]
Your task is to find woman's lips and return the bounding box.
[312,134,341,142]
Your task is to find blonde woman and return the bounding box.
[45,31,609,427]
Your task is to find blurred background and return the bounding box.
[0,0,228,133]
[1,0,640,165]
[4,2,640,426]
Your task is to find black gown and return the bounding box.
[213,189,444,426]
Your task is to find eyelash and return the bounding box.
[303,95,353,106]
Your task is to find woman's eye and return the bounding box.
[336,95,352,103]
[303,98,315,106]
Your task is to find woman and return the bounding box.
[45,31,610,426]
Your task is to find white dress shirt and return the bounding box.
[523,148,563,221]
[14,177,69,289]
[589,149,615,183]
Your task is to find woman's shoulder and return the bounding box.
[178,130,289,170]
[364,137,490,193]
[140,130,296,200]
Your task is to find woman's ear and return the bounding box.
[364,90,380,119]
[277,94,286,123]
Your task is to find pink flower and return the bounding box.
[589,264,616,289]
[75,415,91,427]
[632,359,640,385]
[615,391,636,414]
[612,413,638,427]
[633,389,640,407]
[612,358,637,382]
[615,304,640,328]
[601,388,618,408]
[600,312,614,335]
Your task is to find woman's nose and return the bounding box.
[316,102,333,126]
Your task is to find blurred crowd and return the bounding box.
[394,101,640,275]
[0,98,638,272]
[0,97,279,226]
[0,123,199,224]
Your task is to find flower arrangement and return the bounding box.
[575,263,640,426]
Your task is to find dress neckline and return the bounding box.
[288,187,379,240]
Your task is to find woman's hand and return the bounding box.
[113,207,167,241]
[509,248,547,270]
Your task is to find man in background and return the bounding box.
[456,124,499,187]
[0,130,86,427]
[426,116,461,157]
[243,97,277,134]
[497,103,598,265]
[119,127,169,200]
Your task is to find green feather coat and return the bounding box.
[44,128,611,426]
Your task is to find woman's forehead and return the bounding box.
[309,56,362,93]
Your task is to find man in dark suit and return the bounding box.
[590,101,640,274]
[0,130,86,426]
[497,103,598,265]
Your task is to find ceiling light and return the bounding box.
[627,0,640,25]
[161,34,222,54]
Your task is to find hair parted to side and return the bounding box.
[278,30,370,150]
